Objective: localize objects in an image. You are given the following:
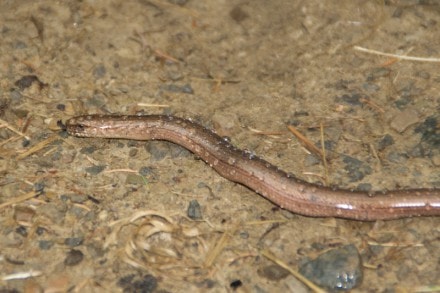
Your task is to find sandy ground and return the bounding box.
[1,0,439,292]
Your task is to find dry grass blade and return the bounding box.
[0,118,30,140]
[1,270,42,281]
[204,225,238,268]
[0,190,41,209]
[16,134,60,160]
[137,103,170,108]
[354,46,440,62]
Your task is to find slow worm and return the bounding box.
[66,114,440,221]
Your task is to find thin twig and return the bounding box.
[287,125,324,160]
[354,46,440,62]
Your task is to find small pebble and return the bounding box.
[69,194,89,204]
[339,94,362,106]
[366,67,391,81]
[64,249,84,266]
[93,64,106,78]
[230,279,243,290]
[117,274,158,293]
[257,264,290,281]
[85,165,106,175]
[139,166,154,176]
[377,134,394,151]
[390,109,419,133]
[145,142,171,161]
[230,5,249,22]
[80,146,96,154]
[299,244,363,291]
[125,174,146,185]
[129,148,138,157]
[64,237,84,247]
[14,75,44,90]
[15,226,28,237]
[357,183,372,192]
[415,116,439,147]
[39,240,54,250]
[342,156,372,182]
[161,83,194,94]
[187,200,203,220]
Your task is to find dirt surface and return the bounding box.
[1,1,439,292]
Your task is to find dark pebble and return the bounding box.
[36,227,46,235]
[145,141,189,161]
[64,249,84,266]
[129,148,138,157]
[187,199,203,220]
[357,183,372,192]
[145,142,171,161]
[386,151,407,163]
[127,140,138,147]
[362,82,380,93]
[139,166,154,176]
[118,274,158,293]
[299,244,363,291]
[415,116,439,147]
[39,240,54,250]
[161,83,194,94]
[93,64,106,78]
[15,226,27,237]
[230,5,249,22]
[338,94,362,106]
[377,134,394,151]
[366,67,391,81]
[257,264,290,281]
[230,279,242,289]
[394,96,411,109]
[80,146,97,154]
[342,156,372,182]
[22,138,30,147]
[293,110,309,117]
[14,75,44,90]
[64,237,84,247]
[85,165,106,175]
[239,231,249,239]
